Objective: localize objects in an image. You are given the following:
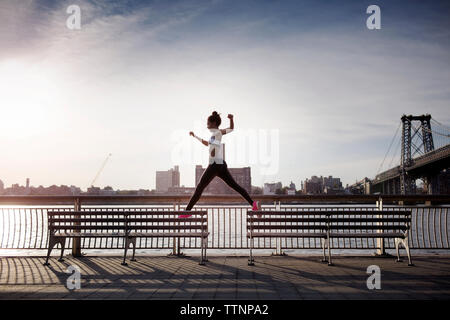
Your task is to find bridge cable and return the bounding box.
[387,133,402,169]
[431,118,450,132]
[410,122,425,156]
[375,120,401,177]
[422,125,450,138]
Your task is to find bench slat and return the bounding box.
[248,218,410,223]
[328,225,407,230]
[127,225,207,230]
[50,225,206,231]
[128,232,209,238]
[247,232,405,238]
[328,232,405,238]
[126,218,206,223]
[247,224,407,230]
[247,232,326,238]
[248,210,411,216]
[248,225,322,229]
[48,210,207,216]
[248,218,329,223]
[50,226,127,230]
[49,218,127,223]
[48,212,129,216]
[328,218,410,223]
[54,232,126,237]
[123,211,207,216]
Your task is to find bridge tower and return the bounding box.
[400,114,434,194]
[420,114,434,153]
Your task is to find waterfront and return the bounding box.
[1,254,449,300]
[1,203,449,256]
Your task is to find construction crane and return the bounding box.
[90,153,112,187]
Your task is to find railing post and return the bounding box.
[72,197,82,257]
[171,202,183,256]
[273,200,284,256]
[172,202,178,255]
[375,196,386,256]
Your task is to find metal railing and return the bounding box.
[1,195,449,252]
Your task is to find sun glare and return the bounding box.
[0,59,59,135]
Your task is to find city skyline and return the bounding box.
[1,0,449,190]
[0,168,348,195]
[1,0,450,308]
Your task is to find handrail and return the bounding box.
[1,204,449,251]
[1,194,450,205]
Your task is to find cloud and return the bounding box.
[0,0,448,189]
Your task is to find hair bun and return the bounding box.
[208,111,222,126]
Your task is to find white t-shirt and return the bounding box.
[208,128,224,164]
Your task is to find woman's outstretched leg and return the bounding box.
[217,165,254,206]
[184,164,217,213]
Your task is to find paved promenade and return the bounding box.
[1,254,449,299]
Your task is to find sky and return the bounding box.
[0,0,449,190]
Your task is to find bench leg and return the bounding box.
[395,238,402,262]
[327,235,333,266]
[272,238,285,256]
[199,238,203,265]
[122,237,131,266]
[198,238,202,265]
[403,237,413,266]
[44,236,57,266]
[396,236,413,266]
[203,237,208,262]
[321,238,328,263]
[58,238,66,262]
[130,238,137,262]
[248,237,255,266]
[199,237,206,265]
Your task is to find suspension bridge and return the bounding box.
[372,114,450,195]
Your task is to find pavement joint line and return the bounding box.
[0,255,449,300]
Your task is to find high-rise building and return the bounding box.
[323,175,342,190]
[347,177,372,195]
[263,182,282,195]
[289,181,296,190]
[302,175,344,194]
[287,181,296,195]
[156,166,180,192]
[195,164,251,195]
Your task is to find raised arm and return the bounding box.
[220,114,234,135]
[190,131,209,146]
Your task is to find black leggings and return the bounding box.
[186,160,254,210]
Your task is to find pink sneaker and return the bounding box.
[252,201,262,218]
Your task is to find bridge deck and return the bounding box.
[1,254,449,300]
[374,144,450,183]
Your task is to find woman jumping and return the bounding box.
[181,111,261,217]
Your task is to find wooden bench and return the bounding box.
[247,211,328,266]
[122,210,209,265]
[247,209,413,266]
[44,210,209,266]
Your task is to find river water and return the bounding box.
[1,204,449,256]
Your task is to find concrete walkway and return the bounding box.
[1,255,449,299]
